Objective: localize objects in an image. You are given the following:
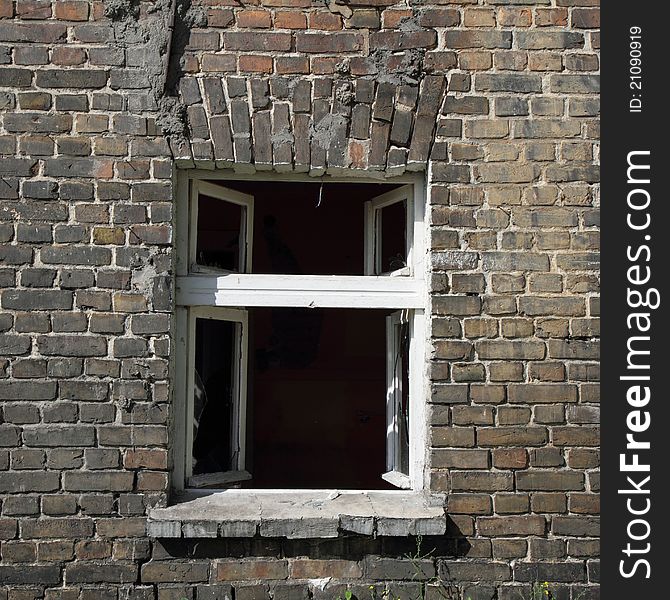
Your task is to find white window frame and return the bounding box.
[364,184,413,277]
[383,310,410,489]
[174,172,428,493]
[189,180,254,274]
[185,307,250,489]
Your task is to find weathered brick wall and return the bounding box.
[0,0,599,597]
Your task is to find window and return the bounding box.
[365,186,413,277]
[174,175,426,492]
[189,181,253,274]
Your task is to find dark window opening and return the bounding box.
[196,180,405,276]
[186,178,418,491]
[247,307,395,490]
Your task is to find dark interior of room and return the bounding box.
[248,307,393,489]
[198,179,404,275]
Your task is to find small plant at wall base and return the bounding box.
[405,535,458,600]
[400,537,577,600]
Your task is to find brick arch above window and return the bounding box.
[170,74,446,176]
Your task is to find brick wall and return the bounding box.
[0,0,599,598]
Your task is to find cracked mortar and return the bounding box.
[104,0,140,21]
[105,0,205,141]
[368,47,425,85]
[367,15,427,85]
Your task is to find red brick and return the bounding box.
[208,8,234,27]
[497,8,531,27]
[217,559,288,581]
[239,55,273,73]
[381,8,412,28]
[236,9,272,28]
[308,12,342,30]
[535,8,568,26]
[349,140,367,169]
[0,0,13,18]
[52,47,87,66]
[260,0,310,7]
[274,10,307,29]
[492,448,528,469]
[123,449,168,470]
[310,56,339,74]
[54,1,89,21]
[275,56,309,74]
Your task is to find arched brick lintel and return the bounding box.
[172,74,446,176]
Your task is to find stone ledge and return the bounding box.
[148,490,446,539]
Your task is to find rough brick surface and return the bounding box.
[0,0,599,597]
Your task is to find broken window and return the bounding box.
[176,177,425,491]
[187,308,249,488]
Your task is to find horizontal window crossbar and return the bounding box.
[177,274,424,309]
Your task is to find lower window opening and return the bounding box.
[191,307,412,490]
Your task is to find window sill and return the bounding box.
[147,490,446,539]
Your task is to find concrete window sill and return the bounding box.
[147,490,447,539]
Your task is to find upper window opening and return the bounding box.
[189,180,411,276]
